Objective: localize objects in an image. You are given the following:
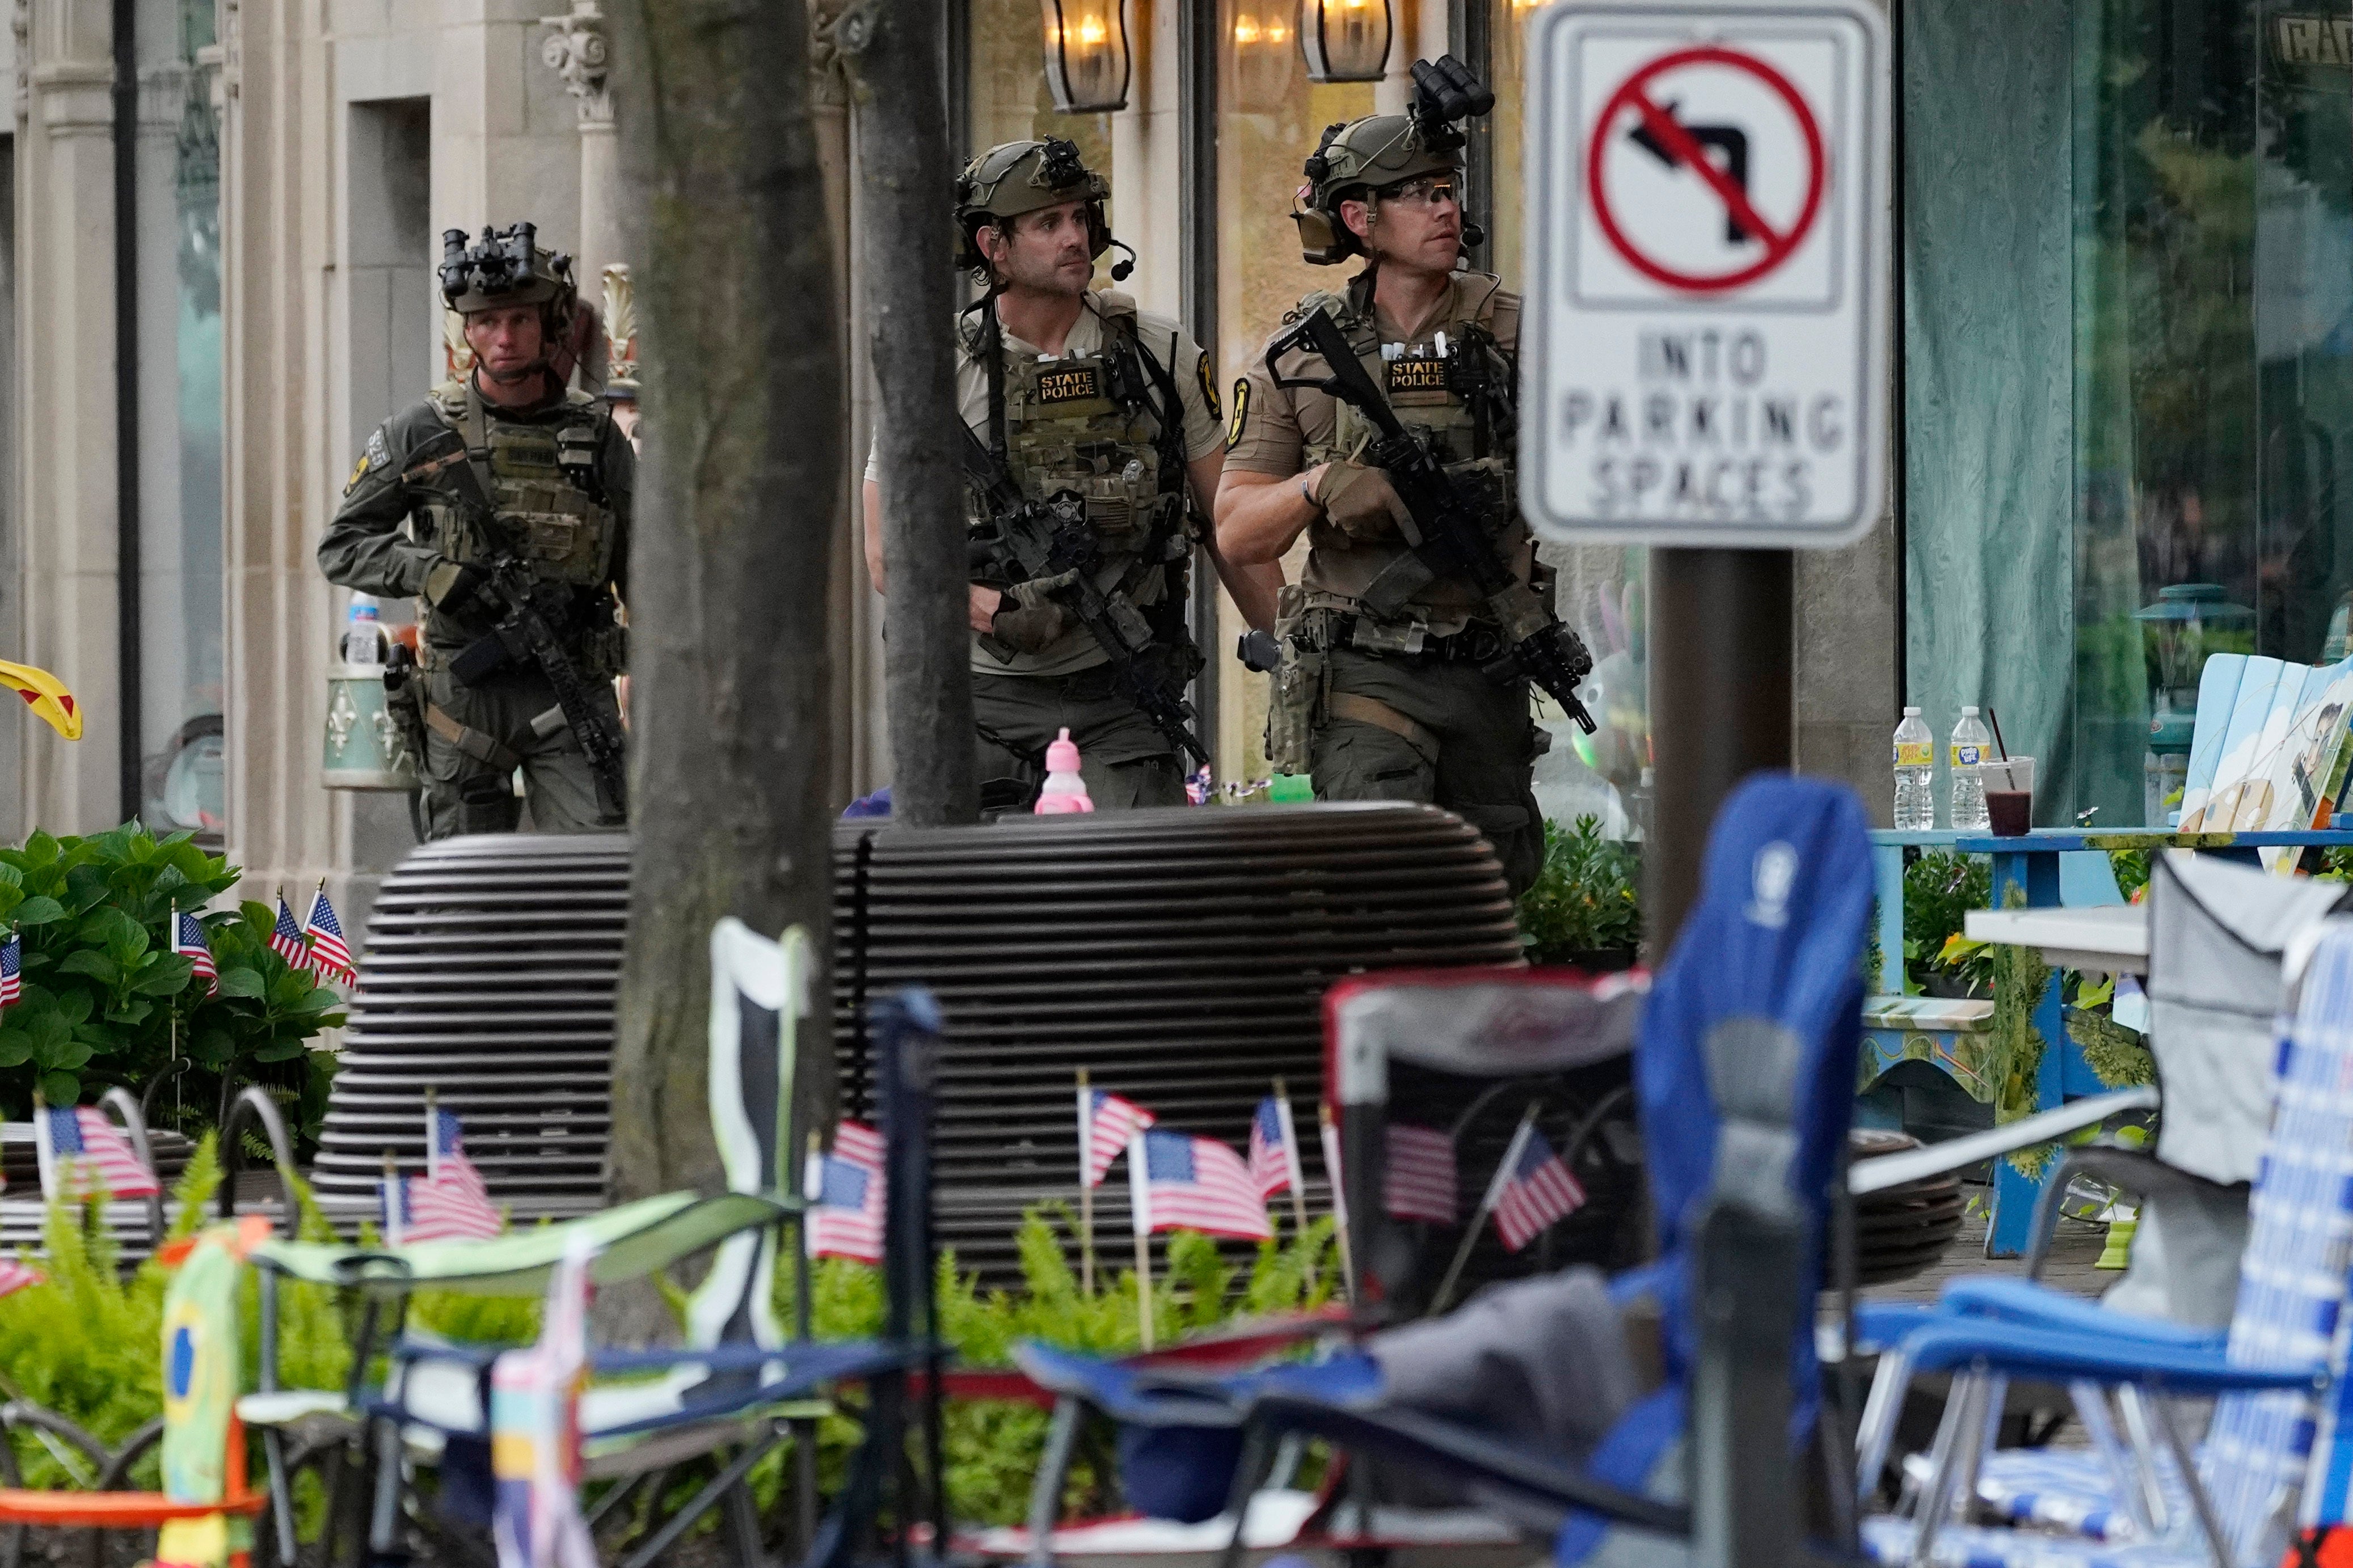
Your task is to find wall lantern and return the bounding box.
[1301,0,1392,83]
[1229,0,1296,111]
[1040,0,1132,112]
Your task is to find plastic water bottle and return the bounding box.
[341,594,384,669]
[1034,728,1093,814]
[1892,707,1934,830]
[1949,707,1992,831]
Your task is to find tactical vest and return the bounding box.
[425,381,618,589]
[967,292,1188,572]
[1292,273,1528,637]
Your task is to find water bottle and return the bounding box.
[1949,706,1992,831]
[1892,707,1934,830]
[341,594,384,669]
[1034,727,1093,814]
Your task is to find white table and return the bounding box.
[1963,903,2149,975]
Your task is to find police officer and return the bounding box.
[319,223,633,838]
[860,138,1281,809]
[1215,94,1547,894]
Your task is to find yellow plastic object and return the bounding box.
[0,658,81,740]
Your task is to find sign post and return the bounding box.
[1521,0,1890,948]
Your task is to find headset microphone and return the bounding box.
[1108,239,1138,282]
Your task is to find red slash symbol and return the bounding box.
[1587,46,1826,293]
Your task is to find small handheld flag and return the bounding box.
[268,894,313,973]
[389,1105,503,1242]
[1131,1128,1272,1242]
[1489,1123,1587,1253]
[0,931,18,1009]
[303,884,356,983]
[1248,1096,1294,1199]
[1081,1089,1156,1188]
[172,910,218,998]
[36,1104,162,1200]
[808,1121,886,1263]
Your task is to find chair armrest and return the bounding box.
[1900,1319,2320,1393]
[1847,1087,2158,1195]
[1247,1393,1690,1537]
[1936,1278,2227,1352]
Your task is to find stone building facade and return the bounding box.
[0,0,1897,931]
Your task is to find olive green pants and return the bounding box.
[972,665,1189,810]
[1309,646,1544,897]
[420,662,627,840]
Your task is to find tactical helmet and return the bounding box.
[954,138,1114,275]
[1292,54,1492,265]
[440,223,579,323]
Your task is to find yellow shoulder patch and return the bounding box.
[344,454,370,495]
[1226,377,1250,450]
[1197,352,1221,421]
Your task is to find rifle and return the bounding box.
[960,426,1209,766]
[1266,307,1597,734]
[448,554,630,817]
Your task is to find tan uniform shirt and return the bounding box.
[866,291,1225,677]
[1225,271,1528,635]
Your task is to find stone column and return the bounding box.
[14,0,124,833]
[539,1,617,284]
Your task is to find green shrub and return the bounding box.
[1517,815,1641,962]
[0,823,343,1142]
[1901,850,1992,994]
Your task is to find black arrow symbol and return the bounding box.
[1627,99,1755,244]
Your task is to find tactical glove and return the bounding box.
[991,572,1079,653]
[1316,461,1413,542]
[424,560,491,613]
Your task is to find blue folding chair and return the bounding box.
[1853,919,2353,1568]
[1021,774,1877,1563]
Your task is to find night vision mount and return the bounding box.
[1406,53,1495,155]
[440,223,566,310]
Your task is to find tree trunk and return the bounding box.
[606,0,841,1203]
[841,0,979,827]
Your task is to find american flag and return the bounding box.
[173,910,217,998]
[268,894,313,973]
[1080,1088,1155,1189]
[0,1254,41,1299]
[1186,766,1212,806]
[303,886,356,983]
[807,1120,886,1263]
[1130,1129,1272,1242]
[36,1105,161,1200]
[388,1108,502,1244]
[1384,1121,1458,1225]
[1247,1096,1295,1199]
[1488,1122,1587,1253]
[0,931,17,1009]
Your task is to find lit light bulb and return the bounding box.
[1077,15,1106,43]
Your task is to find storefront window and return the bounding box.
[137,0,226,838]
[1215,0,1376,780]
[1489,1,1648,836]
[969,0,1114,206]
[2070,0,2353,822]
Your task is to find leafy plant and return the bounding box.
[1900,851,1992,994]
[0,823,343,1141]
[1517,816,1642,962]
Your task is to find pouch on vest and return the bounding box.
[1267,644,1325,777]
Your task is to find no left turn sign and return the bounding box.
[1521,0,1889,547]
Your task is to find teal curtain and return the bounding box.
[1903,0,2078,819]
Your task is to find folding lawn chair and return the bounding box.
[238,919,838,1566]
[0,1218,280,1568]
[1856,915,2353,1568]
[1012,774,1878,1565]
[1845,853,2353,1533]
